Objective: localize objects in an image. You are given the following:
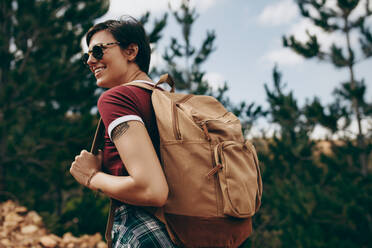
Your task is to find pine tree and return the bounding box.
[247,67,322,248]
[0,0,110,233]
[247,66,371,248]
[283,0,372,175]
[280,2,372,245]
[157,0,263,135]
[139,11,168,45]
[159,0,217,95]
[0,0,170,235]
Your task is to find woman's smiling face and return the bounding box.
[87,30,130,88]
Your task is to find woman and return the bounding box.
[70,17,176,248]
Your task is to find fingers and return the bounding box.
[80,149,89,155]
[74,150,91,161]
[70,162,75,174]
[70,149,101,188]
[71,151,87,173]
[71,149,100,171]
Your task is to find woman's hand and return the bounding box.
[70,149,103,189]
[88,121,169,207]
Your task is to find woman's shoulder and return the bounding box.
[98,85,138,105]
[97,84,153,114]
[102,84,136,98]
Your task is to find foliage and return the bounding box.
[245,0,372,246]
[153,0,217,95]
[155,0,263,134]
[1,1,370,247]
[283,0,372,175]
[245,67,371,248]
[0,0,110,235]
[0,0,168,236]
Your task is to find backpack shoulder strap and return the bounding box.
[126,74,175,92]
[125,81,156,91]
[90,117,105,155]
[90,73,175,155]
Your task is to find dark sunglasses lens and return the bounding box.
[92,45,104,60]
[82,53,89,65]
[82,45,104,65]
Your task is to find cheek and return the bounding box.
[111,60,128,76]
[100,62,127,86]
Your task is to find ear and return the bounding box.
[123,43,139,62]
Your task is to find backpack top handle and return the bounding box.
[155,74,175,93]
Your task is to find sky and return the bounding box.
[93,0,372,137]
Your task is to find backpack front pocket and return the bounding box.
[214,141,262,218]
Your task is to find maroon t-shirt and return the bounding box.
[97,80,160,176]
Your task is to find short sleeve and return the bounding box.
[98,86,144,141]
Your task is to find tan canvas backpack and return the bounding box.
[92,74,263,248]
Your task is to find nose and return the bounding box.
[86,53,97,67]
[86,53,98,73]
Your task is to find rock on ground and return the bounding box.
[0,200,106,248]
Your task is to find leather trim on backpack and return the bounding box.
[165,213,252,248]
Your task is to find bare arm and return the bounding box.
[89,121,168,207]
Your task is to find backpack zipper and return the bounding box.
[196,112,236,127]
[172,102,181,140]
[171,95,193,141]
[197,115,235,141]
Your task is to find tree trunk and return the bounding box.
[344,15,368,176]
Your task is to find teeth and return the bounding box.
[95,67,104,74]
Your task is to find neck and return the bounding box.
[124,70,152,84]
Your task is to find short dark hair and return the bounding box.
[86,17,151,73]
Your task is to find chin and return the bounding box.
[96,80,107,88]
[96,80,119,89]
[96,78,110,88]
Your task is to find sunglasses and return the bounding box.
[82,42,120,65]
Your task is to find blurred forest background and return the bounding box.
[1,0,371,247]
